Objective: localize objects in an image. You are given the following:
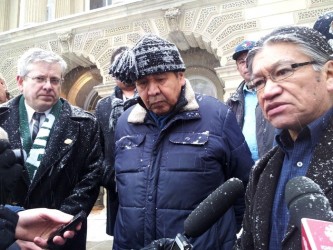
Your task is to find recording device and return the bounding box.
[0,127,27,164]
[47,211,86,246]
[285,176,333,249]
[171,178,244,250]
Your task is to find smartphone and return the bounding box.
[47,211,86,245]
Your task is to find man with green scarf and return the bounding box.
[0,48,102,250]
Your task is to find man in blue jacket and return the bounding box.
[227,41,275,162]
[108,33,254,249]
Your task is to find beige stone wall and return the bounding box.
[0,0,331,107]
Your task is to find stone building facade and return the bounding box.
[0,0,332,111]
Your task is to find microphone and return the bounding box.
[184,177,244,238]
[285,176,333,229]
[0,127,27,164]
[285,176,333,249]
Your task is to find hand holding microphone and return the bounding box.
[142,178,244,250]
[0,127,26,204]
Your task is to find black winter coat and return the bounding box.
[95,93,118,236]
[235,118,333,249]
[95,86,138,236]
[0,95,102,250]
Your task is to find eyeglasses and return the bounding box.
[249,61,316,92]
[25,75,62,85]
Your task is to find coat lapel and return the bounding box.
[252,148,284,248]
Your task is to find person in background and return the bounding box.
[313,11,333,48]
[108,33,254,249]
[235,26,333,249]
[95,46,138,236]
[0,73,11,103]
[226,40,275,162]
[0,206,81,249]
[0,48,102,250]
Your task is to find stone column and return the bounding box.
[0,0,9,32]
[24,0,48,25]
[55,0,71,18]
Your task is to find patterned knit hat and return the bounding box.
[313,11,333,48]
[109,34,186,83]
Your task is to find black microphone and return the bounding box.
[285,176,333,229]
[184,177,244,238]
[0,127,27,164]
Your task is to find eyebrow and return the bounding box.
[252,59,294,76]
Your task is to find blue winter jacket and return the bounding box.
[112,81,254,249]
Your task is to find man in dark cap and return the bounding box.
[235,26,333,249]
[227,40,275,162]
[108,33,254,249]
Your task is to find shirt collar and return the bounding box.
[276,107,333,150]
[242,82,256,94]
[25,100,51,122]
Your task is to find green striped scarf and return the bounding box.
[19,96,62,181]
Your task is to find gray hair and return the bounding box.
[246,26,333,75]
[17,48,67,77]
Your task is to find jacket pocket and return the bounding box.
[116,134,145,150]
[115,134,145,173]
[169,131,209,145]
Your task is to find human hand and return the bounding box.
[141,238,175,250]
[15,240,43,250]
[15,208,81,248]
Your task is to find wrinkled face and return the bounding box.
[236,52,251,83]
[253,43,333,139]
[17,61,62,112]
[136,72,185,116]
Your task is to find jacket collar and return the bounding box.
[128,79,199,124]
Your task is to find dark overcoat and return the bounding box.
[0,95,102,250]
[95,93,118,236]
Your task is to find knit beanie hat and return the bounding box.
[313,11,333,48]
[109,34,186,84]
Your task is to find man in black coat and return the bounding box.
[95,46,137,236]
[0,48,102,249]
[235,26,333,249]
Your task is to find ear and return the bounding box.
[16,76,24,92]
[325,60,333,92]
[178,72,186,86]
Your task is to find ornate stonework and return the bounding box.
[0,0,332,108]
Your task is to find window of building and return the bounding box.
[188,76,217,98]
[47,0,55,21]
[90,0,112,10]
